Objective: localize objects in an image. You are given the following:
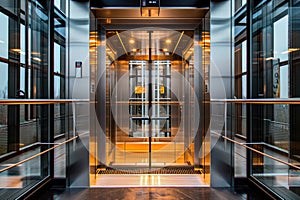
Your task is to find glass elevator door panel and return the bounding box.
[129,60,171,138]
[129,60,149,137]
[150,60,171,137]
[127,60,173,167]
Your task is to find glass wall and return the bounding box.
[0,0,68,153]
[232,1,300,197]
[0,6,10,156]
[0,0,69,197]
[248,0,300,198]
[53,5,67,137]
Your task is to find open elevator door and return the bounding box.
[90,6,210,178]
[101,29,199,173]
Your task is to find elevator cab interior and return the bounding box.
[89,7,210,184]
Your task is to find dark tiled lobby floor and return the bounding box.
[35,187,270,200]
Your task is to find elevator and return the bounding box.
[89,7,210,185]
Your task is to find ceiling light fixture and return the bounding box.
[129,39,135,44]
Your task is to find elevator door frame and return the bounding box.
[102,28,200,172]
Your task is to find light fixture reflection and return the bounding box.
[139,175,162,186]
[129,39,135,44]
[266,57,278,61]
[11,48,25,55]
[106,18,111,24]
[281,48,300,54]
[33,57,41,62]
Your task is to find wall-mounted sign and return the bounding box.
[75,61,82,78]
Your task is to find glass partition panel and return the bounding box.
[0,12,8,59]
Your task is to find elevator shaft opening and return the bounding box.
[102,29,197,172]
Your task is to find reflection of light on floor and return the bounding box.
[139,175,161,186]
[145,175,148,185]
[0,177,23,188]
[91,174,208,187]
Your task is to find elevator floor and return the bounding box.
[92,166,207,187]
[90,174,208,187]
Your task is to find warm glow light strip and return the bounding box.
[116,31,128,55]
[0,136,78,173]
[172,31,184,56]
[221,135,300,170]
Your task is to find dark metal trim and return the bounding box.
[246,0,252,179]
[47,0,55,179]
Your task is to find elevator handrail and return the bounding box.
[0,99,90,105]
[208,98,300,170]
[0,99,86,173]
[208,98,300,104]
[219,134,300,170]
[0,136,78,173]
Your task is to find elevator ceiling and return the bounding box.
[92,7,209,30]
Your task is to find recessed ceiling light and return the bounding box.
[129,39,135,44]
[166,39,171,44]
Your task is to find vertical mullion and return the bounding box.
[246,0,253,178]
[48,0,55,178]
[25,0,29,121]
[7,0,21,153]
